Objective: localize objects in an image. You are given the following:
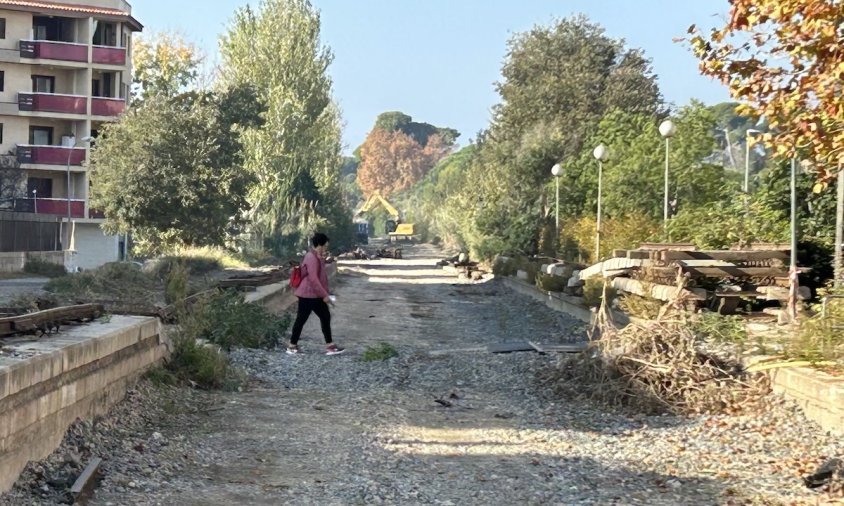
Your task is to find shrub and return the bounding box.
[618,294,664,320]
[23,257,67,278]
[166,330,242,390]
[492,256,517,277]
[783,287,844,364]
[185,290,291,351]
[45,262,158,302]
[691,311,747,344]
[164,261,189,304]
[559,213,660,264]
[582,278,616,307]
[146,246,248,277]
[536,273,567,292]
[362,343,398,362]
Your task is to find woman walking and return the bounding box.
[287,233,345,355]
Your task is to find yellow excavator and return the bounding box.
[354,191,415,242]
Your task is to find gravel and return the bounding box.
[1,267,842,505]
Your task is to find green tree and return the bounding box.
[90,94,256,254]
[220,0,352,254]
[449,15,665,258]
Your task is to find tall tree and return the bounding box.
[89,93,258,254]
[132,32,203,101]
[357,129,451,197]
[220,0,352,253]
[688,0,844,184]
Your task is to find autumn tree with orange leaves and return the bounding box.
[687,0,844,185]
[357,129,452,197]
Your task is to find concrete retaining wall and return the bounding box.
[0,316,164,492]
[501,275,844,436]
[0,251,68,273]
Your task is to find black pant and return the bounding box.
[290,297,332,345]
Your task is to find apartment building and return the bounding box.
[0,0,141,270]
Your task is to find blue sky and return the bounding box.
[132,0,732,153]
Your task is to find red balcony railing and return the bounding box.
[89,208,106,219]
[30,198,86,218]
[16,145,86,166]
[91,97,126,117]
[19,40,88,63]
[92,45,126,65]
[19,92,87,115]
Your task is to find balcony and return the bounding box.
[19,40,88,63]
[13,198,85,218]
[19,92,87,115]
[91,97,126,117]
[16,145,86,166]
[92,45,126,66]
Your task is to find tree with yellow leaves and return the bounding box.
[687,0,843,185]
[132,32,204,101]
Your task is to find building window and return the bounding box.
[29,126,54,146]
[27,177,53,199]
[0,124,3,144]
[0,71,4,92]
[0,19,6,40]
[31,75,55,94]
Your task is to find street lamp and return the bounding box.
[66,135,93,249]
[659,119,676,233]
[32,189,37,214]
[788,158,799,321]
[744,129,763,193]
[592,144,609,261]
[551,163,563,234]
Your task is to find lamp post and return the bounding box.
[592,144,609,261]
[551,163,563,235]
[835,166,843,289]
[659,119,676,233]
[788,158,799,321]
[744,129,763,193]
[66,135,93,249]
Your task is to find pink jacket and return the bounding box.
[294,250,330,299]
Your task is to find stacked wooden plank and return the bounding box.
[572,243,805,313]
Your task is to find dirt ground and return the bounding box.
[4,244,840,506]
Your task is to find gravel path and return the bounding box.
[2,244,841,505]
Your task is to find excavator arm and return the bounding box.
[356,191,400,220]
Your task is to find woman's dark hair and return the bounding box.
[312,233,330,247]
